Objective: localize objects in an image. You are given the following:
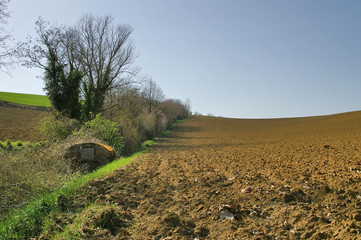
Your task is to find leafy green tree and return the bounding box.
[44,48,82,119]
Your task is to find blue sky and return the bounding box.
[1,0,361,118]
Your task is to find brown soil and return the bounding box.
[0,105,45,141]
[39,113,361,239]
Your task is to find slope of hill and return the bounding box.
[0,91,50,107]
[0,92,50,141]
[30,111,361,239]
[0,106,45,141]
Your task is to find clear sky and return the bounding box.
[1,0,361,118]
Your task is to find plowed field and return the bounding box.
[0,105,44,141]
[38,113,361,239]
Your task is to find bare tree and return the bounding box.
[159,98,190,128]
[185,98,192,116]
[22,18,72,71]
[103,84,143,121]
[72,14,136,118]
[22,14,137,119]
[141,76,165,113]
[0,0,21,71]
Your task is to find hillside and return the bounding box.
[0,91,50,107]
[31,111,361,239]
[0,92,50,141]
[0,106,45,141]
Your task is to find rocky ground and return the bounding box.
[37,112,361,239]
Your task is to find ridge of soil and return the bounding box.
[37,113,361,239]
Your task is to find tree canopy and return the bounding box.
[23,15,136,120]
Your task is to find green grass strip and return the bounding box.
[0,91,51,107]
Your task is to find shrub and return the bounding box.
[137,111,168,140]
[80,114,124,155]
[137,112,157,140]
[122,124,142,156]
[115,110,142,156]
[159,99,189,128]
[4,140,12,151]
[155,111,168,135]
[14,141,23,147]
[39,111,80,141]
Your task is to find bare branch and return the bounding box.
[0,0,23,72]
[21,13,137,117]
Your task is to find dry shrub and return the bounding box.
[0,133,102,219]
[137,112,157,140]
[155,111,168,135]
[159,99,189,128]
[116,110,142,155]
[112,109,170,155]
[137,111,168,138]
[122,124,142,155]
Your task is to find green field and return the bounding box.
[0,91,50,107]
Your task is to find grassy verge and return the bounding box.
[0,137,156,239]
[0,91,51,107]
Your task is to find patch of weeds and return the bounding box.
[0,140,48,152]
[0,196,57,239]
[2,140,12,151]
[54,204,132,239]
[141,139,155,151]
[162,129,172,137]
